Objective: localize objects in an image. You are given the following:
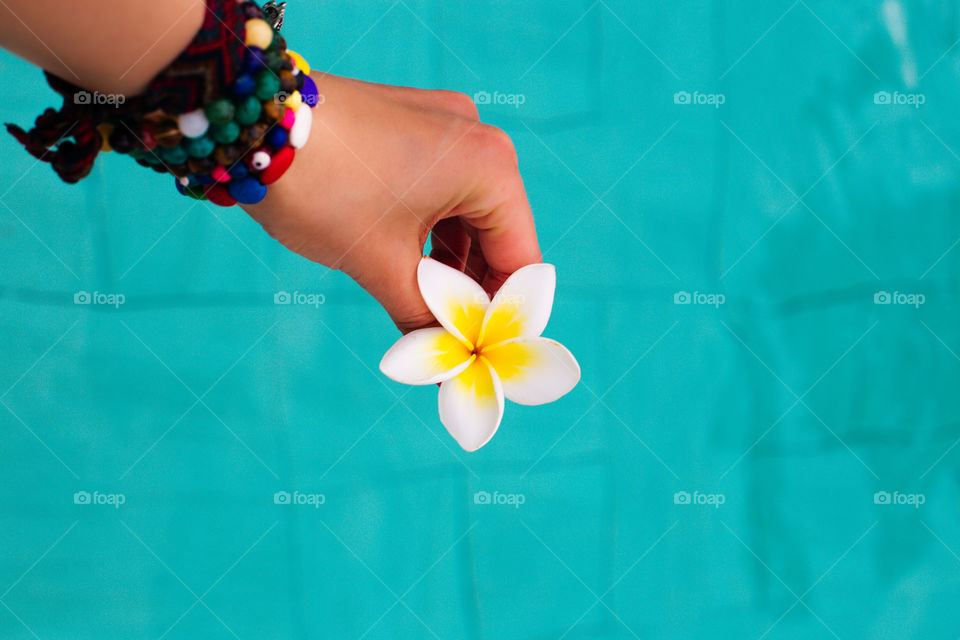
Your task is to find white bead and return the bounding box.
[251,150,271,170]
[178,177,189,186]
[178,109,209,138]
[289,103,312,148]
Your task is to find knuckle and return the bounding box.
[472,125,518,166]
[434,90,479,119]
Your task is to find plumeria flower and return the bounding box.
[380,257,580,451]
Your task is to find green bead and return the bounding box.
[158,144,188,165]
[204,98,235,125]
[234,95,262,126]
[254,71,281,101]
[184,135,215,158]
[182,185,208,200]
[209,121,240,144]
[264,50,284,72]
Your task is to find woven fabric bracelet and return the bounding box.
[6,0,319,207]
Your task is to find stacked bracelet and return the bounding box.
[6,0,318,207]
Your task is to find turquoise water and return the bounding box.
[2,1,959,637]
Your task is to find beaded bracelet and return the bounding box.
[6,0,318,207]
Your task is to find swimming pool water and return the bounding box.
[1,1,958,637]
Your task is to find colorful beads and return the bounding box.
[285,90,303,112]
[244,19,274,50]
[260,146,294,184]
[249,149,271,170]
[158,144,188,165]
[92,6,318,208]
[184,135,215,158]
[151,119,183,147]
[266,126,288,148]
[244,47,268,73]
[254,71,281,101]
[96,123,114,152]
[232,73,257,98]
[279,70,296,94]
[213,143,242,166]
[261,100,285,122]
[234,95,262,125]
[206,183,237,207]
[209,121,240,144]
[241,123,269,146]
[288,103,312,148]
[300,75,320,107]
[177,109,209,138]
[287,50,310,75]
[205,98,235,125]
[211,165,232,182]
[228,176,268,204]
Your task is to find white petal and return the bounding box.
[438,357,504,451]
[478,263,555,348]
[482,337,580,406]
[417,257,489,348]
[379,327,474,385]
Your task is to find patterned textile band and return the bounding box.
[5,0,319,207]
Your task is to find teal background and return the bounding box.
[2,0,959,637]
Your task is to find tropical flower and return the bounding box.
[379,257,580,451]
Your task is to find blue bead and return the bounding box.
[175,179,187,195]
[229,164,249,179]
[193,173,214,185]
[244,47,268,73]
[301,75,320,108]
[232,73,256,98]
[228,177,267,204]
[266,127,288,148]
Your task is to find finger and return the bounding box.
[463,225,488,283]
[460,173,542,296]
[429,216,470,271]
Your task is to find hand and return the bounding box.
[242,72,542,332]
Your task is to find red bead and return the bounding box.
[207,183,237,207]
[260,146,295,184]
[211,165,232,182]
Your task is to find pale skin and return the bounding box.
[0,0,542,332]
